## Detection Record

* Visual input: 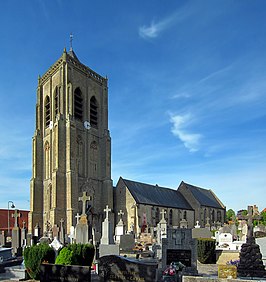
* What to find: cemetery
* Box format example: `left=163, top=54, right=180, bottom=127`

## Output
left=0, top=204, right=266, bottom=281
left=0, top=44, right=265, bottom=282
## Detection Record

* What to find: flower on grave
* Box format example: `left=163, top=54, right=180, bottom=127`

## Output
left=226, top=259, right=240, bottom=266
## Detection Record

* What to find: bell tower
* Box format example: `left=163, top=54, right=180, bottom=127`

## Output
left=28, top=48, right=113, bottom=235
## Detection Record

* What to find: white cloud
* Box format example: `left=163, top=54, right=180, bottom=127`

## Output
left=139, top=8, right=190, bottom=39
left=170, top=114, right=202, bottom=152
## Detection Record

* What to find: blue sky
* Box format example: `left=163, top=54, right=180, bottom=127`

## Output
left=0, top=1, right=265, bottom=213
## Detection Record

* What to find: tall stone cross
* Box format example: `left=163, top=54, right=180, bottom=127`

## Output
left=160, top=209, right=167, bottom=221
left=12, top=209, right=21, bottom=228
left=238, top=205, right=261, bottom=243
left=78, top=192, right=91, bottom=215
left=104, top=205, right=112, bottom=221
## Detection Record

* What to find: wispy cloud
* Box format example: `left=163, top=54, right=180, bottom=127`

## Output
left=139, top=7, right=190, bottom=39
left=170, top=113, right=202, bottom=152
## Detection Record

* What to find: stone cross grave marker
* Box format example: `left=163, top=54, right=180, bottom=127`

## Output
left=238, top=206, right=261, bottom=243
left=118, top=210, right=124, bottom=220
left=12, top=209, right=21, bottom=227
left=75, top=213, right=81, bottom=225
left=104, top=205, right=111, bottom=221
left=79, top=191, right=91, bottom=215
left=160, top=209, right=167, bottom=222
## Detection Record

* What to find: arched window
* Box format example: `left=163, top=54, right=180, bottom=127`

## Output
left=183, top=210, right=187, bottom=220
left=169, top=209, right=173, bottom=226
left=155, top=207, right=160, bottom=225
left=211, top=210, right=215, bottom=222
left=74, top=88, right=83, bottom=120
left=90, top=96, right=98, bottom=128
left=47, top=184, right=52, bottom=210
left=45, top=96, right=50, bottom=127
left=54, top=87, right=59, bottom=118
left=217, top=211, right=222, bottom=222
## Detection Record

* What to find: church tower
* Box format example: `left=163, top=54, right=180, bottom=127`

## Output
left=28, top=48, right=113, bottom=235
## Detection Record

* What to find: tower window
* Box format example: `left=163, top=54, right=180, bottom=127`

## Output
left=169, top=209, right=173, bottom=226
left=45, top=96, right=50, bottom=127
left=54, top=87, right=59, bottom=118
left=90, top=96, right=98, bottom=128
left=74, top=88, right=83, bottom=120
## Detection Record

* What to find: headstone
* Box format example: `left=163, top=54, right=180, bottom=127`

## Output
left=192, top=227, right=212, bottom=239
left=194, top=221, right=200, bottom=228
left=68, top=226, right=75, bottom=244
left=115, top=210, right=125, bottom=243
left=52, top=224, right=60, bottom=239
left=0, top=247, right=13, bottom=262
left=75, top=214, right=89, bottom=244
left=0, top=231, right=5, bottom=246
left=119, top=234, right=135, bottom=252
left=205, top=217, right=210, bottom=229
left=161, top=228, right=198, bottom=277
left=100, top=205, right=114, bottom=245
left=218, top=233, right=232, bottom=248
left=98, top=255, right=158, bottom=282
left=11, top=209, right=22, bottom=256
left=180, top=219, right=188, bottom=229
left=157, top=209, right=167, bottom=245
left=21, top=221, right=27, bottom=248
left=99, top=205, right=119, bottom=257
left=59, top=218, right=65, bottom=244
left=50, top=237, right=63, bottom=252
left=34, top=223, right=41, bottom=238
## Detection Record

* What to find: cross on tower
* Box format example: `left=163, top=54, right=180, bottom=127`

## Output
left=12, top=209, right=21, bottom=228
left=70, top=33, right=73, bottom=50
left=104, top=205, right=112, bottom=220
left=160, top=209, right=167, bottom=221
left=78, top=192, right=91, bottom=215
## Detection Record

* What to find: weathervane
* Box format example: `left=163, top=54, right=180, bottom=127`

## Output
left=70, top=33, right=73, bottom=51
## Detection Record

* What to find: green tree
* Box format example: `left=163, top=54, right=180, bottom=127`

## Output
left=226, top=209, right=236, bottom=222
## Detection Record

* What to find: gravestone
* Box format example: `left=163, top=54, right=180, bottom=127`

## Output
left=180, top=219, right=188, bottom=229
left=157, top=209, right=167, bottom=245
left=115, top=210, right=125, bottom=244
left=11, top=209, right=22, bottom=256
left=98, top=255, right=158, bottom=282
left=68, top=226, right=75, bottom=244
left=21, top=221, right=27, bottom=248
left=218, top=232, right=232, bottom=248
left=52, top=224, right=59, bottom=239
left=75, top=192, right=91, bottom=244
left=192, top=227, right=212, bottom=239
left=59, top=218, right=65, bottom=244
left=0, top=231, right=5, bottom=246
left=119, top=234, right=135, bottom=252
left=34, top=223, right=41, bottom=238
left=237, top=206, right=266, bottom=278
left=99, top=205, right=119, bottom=257
left=161, top=228, right=198, bottom=277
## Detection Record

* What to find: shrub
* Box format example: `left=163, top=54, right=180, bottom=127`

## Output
left=197, top=238, right=216, bottom=264
left=55, top=247, right=75, bottom=265
left=24, top=243, right=55, bottom=280
left=55, top=243, right=95, bottom=266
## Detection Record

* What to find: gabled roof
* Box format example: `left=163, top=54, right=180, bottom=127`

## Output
left=180, top=181, right=224, bottom=209
left=120, top=178, right=193, bottom=210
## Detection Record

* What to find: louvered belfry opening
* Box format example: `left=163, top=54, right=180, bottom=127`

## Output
left=54, top=87, right=59, bottom=117
left=74, top=88, right=83, bottom=120
left=45, top=96, right=51, bottom=127
left=90, top=96, right=98, bottom=128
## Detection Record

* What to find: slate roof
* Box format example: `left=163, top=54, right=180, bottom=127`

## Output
left=181, top=182, right=224, bottom=209
left=120, top=178, right=193, bottom=210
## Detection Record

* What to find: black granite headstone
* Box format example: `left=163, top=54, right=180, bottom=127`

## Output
left=98, top=255, right=158, bottom=282
left=166, top=249, right=191, bottom=267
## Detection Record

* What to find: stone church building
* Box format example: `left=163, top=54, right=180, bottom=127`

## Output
left=28, top=48, right=226, bottom=238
